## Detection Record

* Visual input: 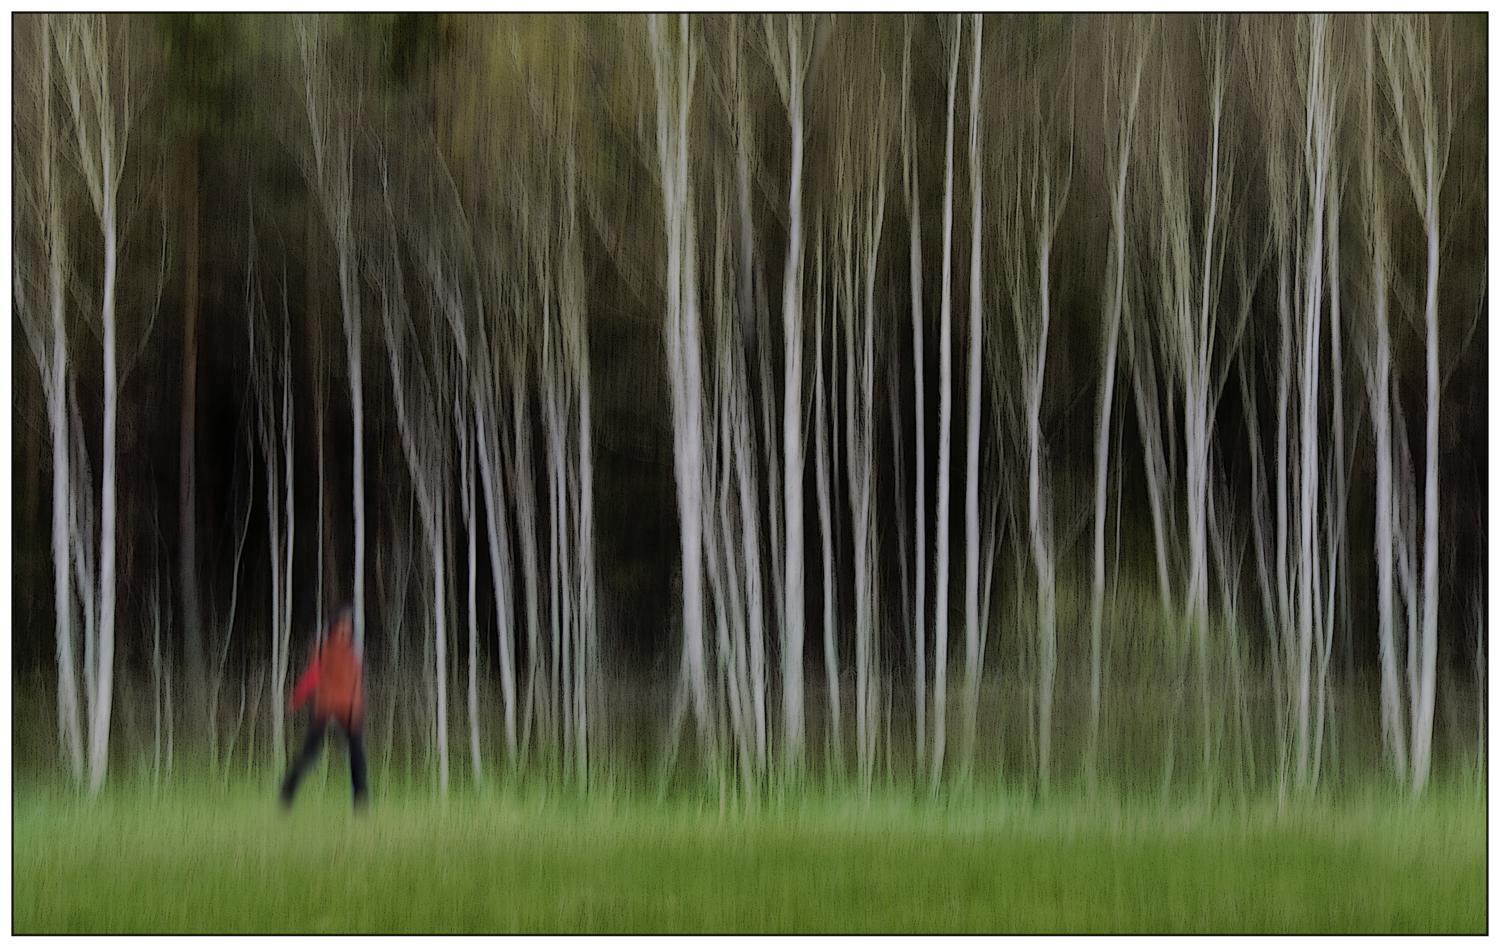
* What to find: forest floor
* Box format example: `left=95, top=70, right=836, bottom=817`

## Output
left=13, top=774, right=1486, bottom=933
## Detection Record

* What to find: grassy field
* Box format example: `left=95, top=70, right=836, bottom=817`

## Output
left=13, top=774, right=1486, bottom=934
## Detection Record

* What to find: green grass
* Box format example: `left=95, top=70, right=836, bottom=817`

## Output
left=13, top=775, right=1485, bottom=933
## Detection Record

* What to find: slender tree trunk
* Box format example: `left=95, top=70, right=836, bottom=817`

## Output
left=1030, top=209, right=1056, bottom=798
left=1413, top=164, right=1440, bottom=795
left=813, top=235, right=841, bottom=769
left=247, top=226, right=294, bottom=772
left=1295, top=14, right=1334, bottom=791
left=775, top=15, right=810, bottom=772
left=901, top=19, right=928, bottom=774
left=432, top=523, right=450, bottom=793
left=279, top=312, right=296, bottom=772
left=858, top=113, right=888, bottom=791
left=1190, top=27, right=1227, bottom=791
left=1313, top=176, right=1349, bottom=790
left=709, top=209, right=755, bottom=788
left=511, top=366, right=543, bottom=763
left=1364, top=16, right=1406, bottom=777
left=650, top=14, right=712, bottom=765
left=310, top=216, right=328, bottom=645
left=729, top=37, right=769, bottom=770
left=1275, top=264, right=1294, bottom=802
left=1090, top=25, right=1144, bottom=788
left=297, top=17, right=366, bottom=656
left=30, top=17, right=85, bottom=782
left=570, top=207, right=597, bottom=790
left=372, top=181, right=451, bottom=793
left=92, top=98, right=121, bottom=798
left=961, top=14, right=984, bottom=783
left=339, top=246, right=368, bottom=656
left=462, top=396, right=482, bottom=786
left=476, top=401, right=517, bottom=758
left=930, top=15, right=962, bottom=793
left=50, top=265, right=83, bottom=783
left=648, top=16, right=711, bottom=768
left=56, top=13, right=127, bottom=795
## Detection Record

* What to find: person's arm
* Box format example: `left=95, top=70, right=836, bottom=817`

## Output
left=289, top=656, right=322, bottom=711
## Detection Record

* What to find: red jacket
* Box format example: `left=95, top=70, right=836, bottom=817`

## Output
left=290, top=615, right=364, bottom=731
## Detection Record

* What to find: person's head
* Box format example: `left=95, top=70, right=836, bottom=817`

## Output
left=327, top=605, right=354, bottom=645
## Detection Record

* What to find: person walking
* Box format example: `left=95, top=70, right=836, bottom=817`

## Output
left=280, top=605, right=368, bottom=808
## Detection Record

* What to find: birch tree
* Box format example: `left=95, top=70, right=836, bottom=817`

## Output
left=726, top=16, right=770, bottom=775
left=53, top=13, right=146, bottom=793
left=294, top=15, right=370, bottom=655
left=765, top=13, right=818, bottom=773
left=857, top=25, right=890, bottom=795
left=408, top=157, right=492, bottom=785
left=1357, top=14, right=1406, bottom=781
left=509, top=23, right=599, bottom=782
left=648, top=13, right=714, bottom=764
left=14, top=14, right=86, bottom=785
left=704, top=162, right=759, bottom=792
left=243, top=206, right=296, bottom=769
left=1151, top=15, right=1242, bottom=792
left=1086, top=15, right=1147, bottom=787
left=1292, top=13, right=1337, bottom=795
left=899, top=18, right=929, bottom=774
left=960, top=13, right=985, bottom=785
left=506, top=284, right=545, bottom=766
left=1378, top=13, right=1453, bottom=796
left=999, top=15, right=1072, bottom=794
left=812, top=218, right=842, bottom=770
left=929, top=13, right=963, bottom=793
left=1242, top=14, right=1345, bottom=797
left=369, top=138, right=455, bottom=793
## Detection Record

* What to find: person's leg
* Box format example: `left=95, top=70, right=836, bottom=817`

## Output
left=346, top=724, right=368, bottom=807
left=279, top=718, right=329, bottom=806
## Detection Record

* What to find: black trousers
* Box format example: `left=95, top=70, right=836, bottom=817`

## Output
left=279, top=716, right=367, bottom=806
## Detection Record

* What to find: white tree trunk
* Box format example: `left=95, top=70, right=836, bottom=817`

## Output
left=813, top=237, right=841, bottom=768
left=650, top=14, right=712, bottom=761
left=510, top=364, right=544, bottom=761
left=50, top=273, right=83, bottom=782
left=729, top=35, right=769, bottom=769
left=1313, top=176, right=1351, bottom=790
left=571, top=251, right=597, bottom=790
left=476, top=402, right=517, bottom=758
left=930, top=14, right=962, bottom=793
left=1004, top=22, right=1070, bottom=795
left=297, top=17, right=367, bottom=655
left=58, top=15, right=129, bottom=794
left=1414, top=172, right=1441, bottom=795
left=460, top=395, right=482, bottom=785
left=1090, top=22, right=1145, bottom=783
left=858, top=127, right=888, bottom=789
left=1375, top=14, right=1449, bottom=794
left=433, top=523, right=450, bottom=793
left=19, top=15, right=86, bottom=782
left=93, top=165, right=118, bottom=797
left=771, top=14, right=810, bottom=771
left=901, top=19, right=928, bottom=773
left=961, top=13, right=985, bottom=782
left=341, top=250, right=368, bottom=656
left=372, top=176, right=451, bottom=792
left=1362, top=16, right=1407, bottom=780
